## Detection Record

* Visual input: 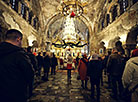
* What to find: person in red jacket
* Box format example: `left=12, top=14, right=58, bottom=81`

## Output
left=78, top=54, right=89, bottom=89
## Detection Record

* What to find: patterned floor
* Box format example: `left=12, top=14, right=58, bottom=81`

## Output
left=29, top=70, right=125, bottom=102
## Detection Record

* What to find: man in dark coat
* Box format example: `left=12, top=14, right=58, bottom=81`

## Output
left=26, top=46, right=38, bottom=98
left=88, top=53, right=102, bottom=102
left=0, top=29, right=34, bottom=102
left=43, top=52, right=51, bottom=80
left=26, top=46, right=38, bottom=73
left=103, top=51, right=112, bottom=87
left=51, top=53, right=58, bottom=75
left=107, top=47, right=124, bottom=99
left=36, top=52, right=44, bottom=77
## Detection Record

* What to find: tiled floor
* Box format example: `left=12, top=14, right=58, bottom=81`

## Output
left=29, top=70, right=125, bottom=102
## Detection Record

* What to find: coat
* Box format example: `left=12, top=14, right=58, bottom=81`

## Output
left=51, top=56, right=58, bottom=68
left=43, top=55, right=51, bottom=72
left=107, top=52, right=124, bottom=77
left=26, top=52, right=38, bottom=72
left=36, top=54, right=44, bottom=68
left=0, top=42, right=34, bottom=102
left=88, top=60, right=102, bottom=81
left=122, top=57, right=138, bottom=102
left=78, top=58, right=88, bottom=80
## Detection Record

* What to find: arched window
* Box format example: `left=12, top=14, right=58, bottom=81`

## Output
left=106, top=14, right=110, bottom=26
left=28, top=11, right=33, bottom=24
left=23, top=7, right=27, bottom=19
left=118, top=0, right=128, bottom=15
left=123, top=0, right=128, bottom=11
left=21, top=3, right=28, bottom=20
left=21, top=3, right=25, bottom=16
left=102, top=19, right=104, bottom=29
left=118, top=0, right=124, bottom=15
left=10, top=0, right=15, bottom=8
left=47, top=30, right=50, bottom=38
left=10, top=0, right=18, bottom=12
left=112, top=5, right=117, bottom=22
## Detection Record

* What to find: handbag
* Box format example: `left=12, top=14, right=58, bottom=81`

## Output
left=77, top=75, right=80, bottom=80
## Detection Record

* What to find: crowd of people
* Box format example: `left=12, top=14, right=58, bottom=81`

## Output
left=0, top=29, right=138, bottom=102
left=76, top=47, right=138, bottom=102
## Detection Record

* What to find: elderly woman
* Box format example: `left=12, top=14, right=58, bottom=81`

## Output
left=122, top=49, right=138, bottom=102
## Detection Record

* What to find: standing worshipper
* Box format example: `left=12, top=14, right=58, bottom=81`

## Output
left=36, top=52, right=44, bottom=78
left=88, top=53, right=102, bottom=102
left=122, top=49, right=138, bottom=102
left=104, top=51, right=112, bottom=88
left=26, top=46, right=38, bottom=73
left=26, top=46, right=38, bottom=98
left=51, top=53, right=58, bottom=75
left=78, top=54, right=89, bottom=89
left=0, top=29, right=34, bottom=102
left=107, top=47, right=124, bottom=99
left=67, top=54, right=73, bottom=79
left=43, top=52, right=51, bottom=81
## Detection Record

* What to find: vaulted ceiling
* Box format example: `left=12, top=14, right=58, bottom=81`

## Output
left=35, top=0, right=107, bottom=35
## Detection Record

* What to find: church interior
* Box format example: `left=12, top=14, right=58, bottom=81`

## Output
left=0, top=0, right=138, bottom=102
left=0, top=0, right=138, bottom=57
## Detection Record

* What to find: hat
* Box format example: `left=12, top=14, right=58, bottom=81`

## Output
left=92, top=53, right=99, bottom=60
left=132, top=49, right=138, bottom=57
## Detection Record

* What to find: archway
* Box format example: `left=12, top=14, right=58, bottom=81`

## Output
left=44, top=13, right=92, bottom=58
left=125, top=25, right=138, bottom=56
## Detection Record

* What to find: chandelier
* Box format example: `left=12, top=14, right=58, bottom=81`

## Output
left=58, top=0, right=88, bottom=17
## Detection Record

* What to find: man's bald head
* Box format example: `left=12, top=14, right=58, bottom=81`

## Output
left=5, top=29, right=23, bottom=41
left=5, top=29, right=23, bottom=47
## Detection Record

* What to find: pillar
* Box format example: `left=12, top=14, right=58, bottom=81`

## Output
left=26, top=9, right=29, bottom=21
left=31, top=15, right=35, bottom=27
left=109, top=13, right=112, bottom=23
left=18, top=1, right=22, bottom=15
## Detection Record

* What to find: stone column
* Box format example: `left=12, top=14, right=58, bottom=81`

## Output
left=109, top=13, right=112, bottom=23
left=18, top=1, right=22, bottom=15
left=118, top=4, right=121, bottom=16
left=26, top=9, right=29, bottom=22
left=117, top=5, right=120, bottom=17
left=31, top=15, right=35, bottom=27
left=104, top=15, right=107, bottom=27
left=36, top=20, right=39, bottom=31
left=9, top=0, right=12, bottom=7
